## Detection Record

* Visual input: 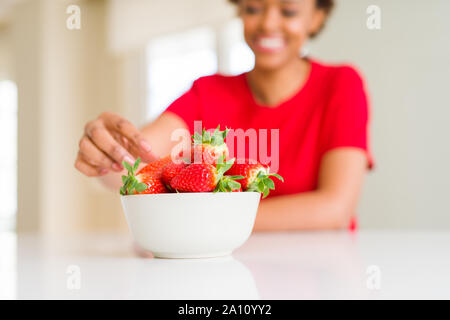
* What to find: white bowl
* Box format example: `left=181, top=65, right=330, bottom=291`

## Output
left=120, top=192, right=260, bottom=259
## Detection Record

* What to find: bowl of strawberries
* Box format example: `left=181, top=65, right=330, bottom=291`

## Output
left=120, top=127, right=283, bottom=259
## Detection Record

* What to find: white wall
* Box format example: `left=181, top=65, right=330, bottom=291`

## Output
left=107, top=0, right=235, bottom=53
left=0, top=25, right=13, bottom=81
left=12, top=0, right=129, bottom=234
left=310, top=0, right=450, bottom=229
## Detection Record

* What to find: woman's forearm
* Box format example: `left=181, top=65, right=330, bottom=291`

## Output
left=252, top=149, right=368, bottom=232
left=253, top=191, right=351, bottom=231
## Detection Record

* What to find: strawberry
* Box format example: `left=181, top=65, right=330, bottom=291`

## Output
left=191, top=126, right=230, bottom=165
left=227, top=160, right=284, bottom=198
left=170, top=163, right=217, bottom=192
left=161, top=161, right=188, bottom=187
left=138, top=155, right=172, bottom=175
left=170, top=157, right=242, bottom=193
left=120, top=157, right=169, bottom=195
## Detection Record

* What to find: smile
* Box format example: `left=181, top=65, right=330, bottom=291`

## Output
left=254, top=36, right=286, bottom=53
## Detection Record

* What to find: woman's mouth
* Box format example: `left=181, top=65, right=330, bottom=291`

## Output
left=253, top=36, right=286, bottom=53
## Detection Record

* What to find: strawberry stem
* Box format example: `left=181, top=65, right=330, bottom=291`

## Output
left=246, top=171, right=284, bottom=198
left=214, top=156, right=244, bottom=192
left=192, top=125, right=230, bottom=146
left=120, top=157, right=148, bottom=195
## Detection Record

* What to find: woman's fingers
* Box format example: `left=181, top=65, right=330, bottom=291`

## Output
left=77, top=112, right=158, bottom=178
left=74, top=153, right=108, bottom=177
left=85, top=121, right=136, bottom=166
left=102, top=112, right=158, bottom=163
left=78, top=136, right=121, bottom=172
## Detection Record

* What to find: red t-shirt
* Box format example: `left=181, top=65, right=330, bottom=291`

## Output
left=164, top=59, right=373, bottom=230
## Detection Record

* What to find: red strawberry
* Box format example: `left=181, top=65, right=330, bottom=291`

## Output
left=134, top=169, right=168, bottom=194
left=138, top=155, right=172, bottom=175
left=170, top=163, right=217, bottom=192
left=120, top=157, right=169, bottom=195
left=191, top=126, right=229, bottom=165
left=170, top=158, right=242, bottom=193
left=161, top=161, right=188, bottom=187
left=227, top=159, right=284, bottom=198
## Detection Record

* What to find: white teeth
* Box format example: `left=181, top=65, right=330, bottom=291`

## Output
left=258, top=37, right=284, bottom=50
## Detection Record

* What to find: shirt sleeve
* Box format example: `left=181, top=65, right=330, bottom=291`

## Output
left=163, top=79, right=202, bottom=134
left=319, top=66, right=374, bottom=169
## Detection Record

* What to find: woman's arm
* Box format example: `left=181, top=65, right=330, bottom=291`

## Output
left=140, top=112, right=190, bottom=157
left=253, top=148, right=368, bottom=231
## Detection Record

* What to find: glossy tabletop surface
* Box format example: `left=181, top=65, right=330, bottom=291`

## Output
left=1, top=231, right=449, bottom=299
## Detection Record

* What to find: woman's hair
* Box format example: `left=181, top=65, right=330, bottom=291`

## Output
left=228, top=0, right=335, bottom=38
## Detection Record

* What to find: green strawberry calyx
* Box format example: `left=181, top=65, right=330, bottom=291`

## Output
left=215, top=175, right=244, bottom=192
left=246, top=170, right=284, bottom=198
left=214, top=156, right=244, bottom=192
left=119, top=157, right=149, bottom=195
left=192, top=125, right=230, bottom=147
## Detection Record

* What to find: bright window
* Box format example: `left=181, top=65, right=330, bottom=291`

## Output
left=223, top=19, right=255, bottom=75
left=0, top=80, right=17, bottom=231
left=146, top=27, right=218, bottom=121
left=228, top=41, right=254, bottom=75
left=145, top=21, right=254, bottom=121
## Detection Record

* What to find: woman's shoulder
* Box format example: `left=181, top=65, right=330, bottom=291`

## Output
left=192, top=73, right=246, bottom=92
left=310, top=59, right=369, bottom=112
left=311, top=59, right=366, bottom=88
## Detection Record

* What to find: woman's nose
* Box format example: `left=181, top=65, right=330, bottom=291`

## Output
left=260, top=6, right=282, bottom=33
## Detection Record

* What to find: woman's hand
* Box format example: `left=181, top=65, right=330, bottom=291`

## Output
left=75, top=112, right=157, bottom=177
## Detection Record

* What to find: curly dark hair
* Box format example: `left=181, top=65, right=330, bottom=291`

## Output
left=228, top=0, right=335, bottom=38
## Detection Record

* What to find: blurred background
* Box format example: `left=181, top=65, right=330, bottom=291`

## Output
left=0, top=0, right=449, bottom=235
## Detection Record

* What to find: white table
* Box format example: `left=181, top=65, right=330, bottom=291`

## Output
left=1, top=231, right=449, bottom=299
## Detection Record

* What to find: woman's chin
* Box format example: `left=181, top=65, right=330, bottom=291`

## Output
left=253, top=56, right=288, bottom=72
left=251, top=47, right=297, bottom=71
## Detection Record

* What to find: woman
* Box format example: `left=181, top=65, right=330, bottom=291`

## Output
left=75, top=0, right=373, bottom=231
